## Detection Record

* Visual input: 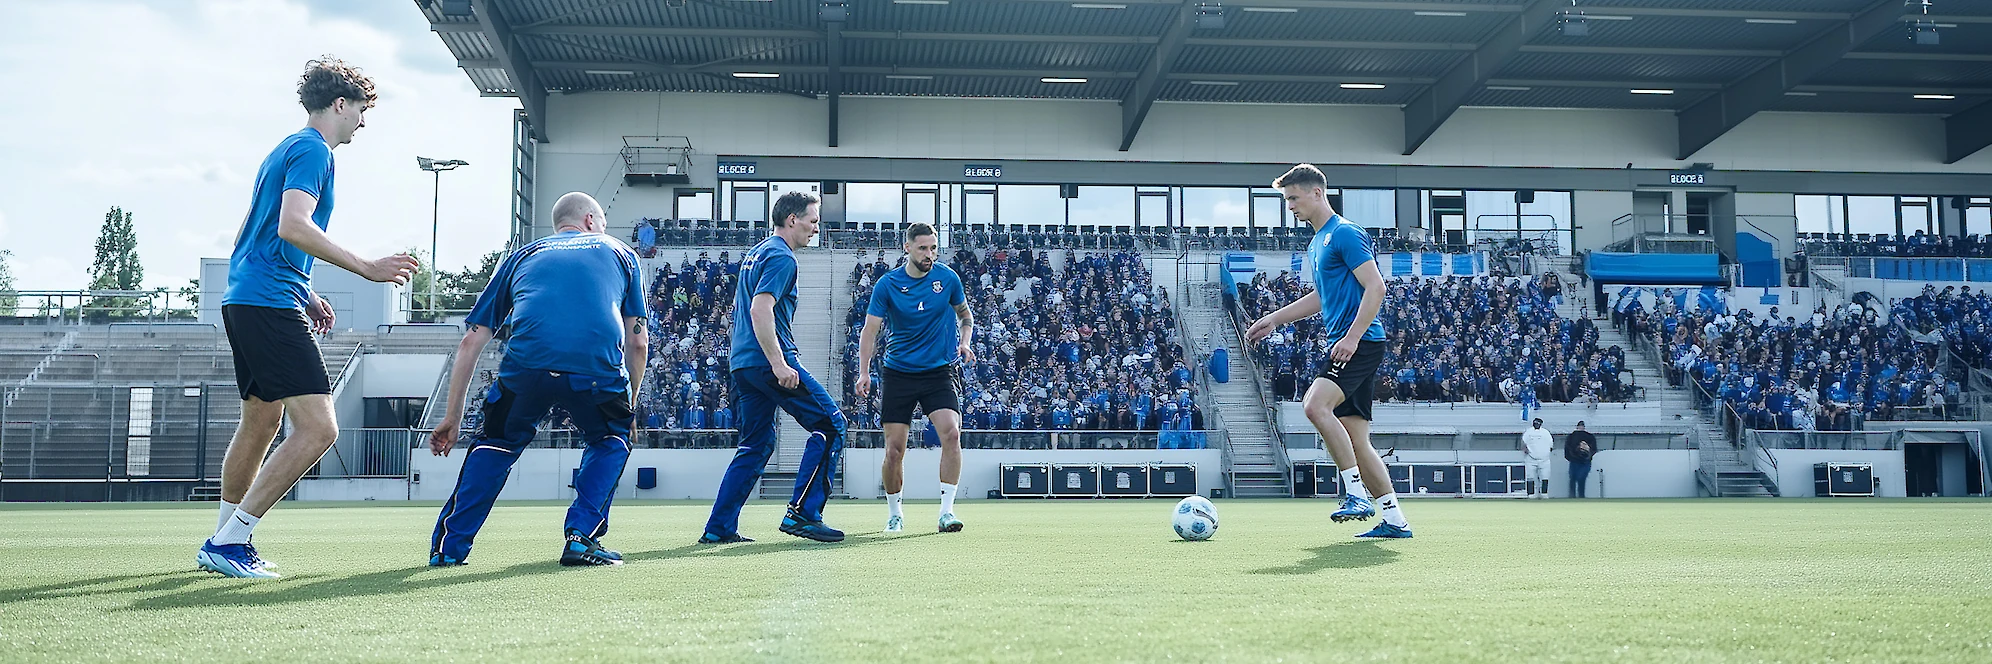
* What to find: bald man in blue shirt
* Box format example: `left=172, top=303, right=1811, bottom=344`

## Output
left=425, top=192, right=648, bottom=567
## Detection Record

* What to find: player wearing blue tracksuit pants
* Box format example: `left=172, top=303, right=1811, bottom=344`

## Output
left=426, top=192, right=648, bottom=566
left=702, top=191, right=848, bottom=544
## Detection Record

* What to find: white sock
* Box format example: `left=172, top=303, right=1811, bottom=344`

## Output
left=213, top=509, right=259, bottom=546
left=1376, top=493, right=1409, bottom=528
left=217, top=500, right=239, bottom=535
left=887, top=492, right=903, bottom=518
left=1339, top=467, right=1371, bottom=499
left=939, top=482, right=958, bottom=516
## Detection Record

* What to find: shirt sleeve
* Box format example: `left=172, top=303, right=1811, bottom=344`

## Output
left=283, top=139, right=333, bottom=200
left=948, top=269, right=966, bottom=307
left=865, top=279, right=889, bottom=318
left=1331, top=223, right=1377, bottom=274
left=465, top=249, right=521, bottom=330
left=619, top=246, right=647, bottom=319
left=753, top=251, right=795, bottom=298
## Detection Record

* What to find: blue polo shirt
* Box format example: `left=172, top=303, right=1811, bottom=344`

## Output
left=1308, top=215, right=1387, bottom=346
left=865, top=263, right=966, bottom=372
left=224, top=128, right=335, bottom=309
left=465, top=231, right=646, bottom=379
left=729, top=235, right=799, bottom=370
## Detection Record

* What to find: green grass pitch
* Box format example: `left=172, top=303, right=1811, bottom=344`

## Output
left=2, top=499, right=1989, bottom=662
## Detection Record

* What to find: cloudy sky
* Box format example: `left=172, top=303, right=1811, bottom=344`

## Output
left=0, top=0, right=519, bottom=291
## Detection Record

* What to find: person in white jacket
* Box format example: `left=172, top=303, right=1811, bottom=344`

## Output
left=1521, top=418, right=1554, bottom=499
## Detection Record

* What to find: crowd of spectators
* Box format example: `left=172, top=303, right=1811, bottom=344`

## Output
left=1799, top=230, right=1992, bottom=258
left=1622, top=289, right=1959, bottom=433
left=841, top=248, right=1203, bottom=432
left=1242, top=273, right=1627, bottom=406
left=635, top=252, right=740, bottom=431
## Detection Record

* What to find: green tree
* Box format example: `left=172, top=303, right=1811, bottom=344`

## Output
left=438, top=249, right=506, bottom=314
left=0, top=249, right=17, bottom=318
left=165, top=277, right=200, bottom=320
left=86, top=206, right=145, bottom=321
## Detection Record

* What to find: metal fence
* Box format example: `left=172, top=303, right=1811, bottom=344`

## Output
left=1745, top=430, right=1900, bottom=451
left=0, top=383, right=240, bottom=499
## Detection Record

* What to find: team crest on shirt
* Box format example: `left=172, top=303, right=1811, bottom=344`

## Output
left=932, top=281, right=943, bottom=293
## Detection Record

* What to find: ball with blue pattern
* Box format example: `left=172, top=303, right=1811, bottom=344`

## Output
left=1172, top=496, right=1218, bottom=541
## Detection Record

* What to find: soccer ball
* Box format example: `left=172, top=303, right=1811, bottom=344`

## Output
left=1172, top=496, right=1218, bottom=541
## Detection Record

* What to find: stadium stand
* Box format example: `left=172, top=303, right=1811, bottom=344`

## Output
left=840, top=248, right=1202, bottom=438
left=1624, top=291, right=1960, bottom=435
left=1241, top=272, right=1628, bottom=406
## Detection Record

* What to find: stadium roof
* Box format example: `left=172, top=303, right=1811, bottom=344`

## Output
left=419, top=0, right=1992, bottom=161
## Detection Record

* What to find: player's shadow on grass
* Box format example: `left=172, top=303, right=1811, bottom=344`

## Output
left=117, top=531, right=936, bottom=612
left=0, top=572, right=209, bottom=605
left=1248, top=541, right=1400, bottom=575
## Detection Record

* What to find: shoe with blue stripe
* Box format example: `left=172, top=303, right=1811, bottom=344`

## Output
left=697, top=532, right=754, bottom=544
left=937, top=513, right=963, bottom=533
left=197, top=539, right=280, bottom=579
left=884, top=515, right=903, bottom=533
left=429, top=552, right=465, bottom=567
left=560, top=529, right=624, bottom=566
left=779, top=508, right=845, bottom=543
left=1356, top=522, right=1414, bottom=539
left=1331, top=495, right=1376, bottom=523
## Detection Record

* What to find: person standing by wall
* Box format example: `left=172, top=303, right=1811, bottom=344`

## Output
left=1564, top=420, right=1598, bottom=498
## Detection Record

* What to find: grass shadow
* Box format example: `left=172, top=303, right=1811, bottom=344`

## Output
left=0, top=572, right=201, bottom=605
left=117, top=530, right=941, bottom=612
left=1248, top=541, right=1401, bottom=575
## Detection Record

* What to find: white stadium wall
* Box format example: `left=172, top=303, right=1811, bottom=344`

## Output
left=540, top=93, right=1992, bottom=174
left=386, top=448, right=1226, bottom=503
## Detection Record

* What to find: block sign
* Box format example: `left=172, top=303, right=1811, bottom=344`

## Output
left=964, top=164, right=1003, bottom=179
left=1668, top=172, right=1706, bottom=185
left=718, top=161, right=758, bottom=177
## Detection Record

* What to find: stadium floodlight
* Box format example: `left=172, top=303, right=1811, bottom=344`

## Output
left=1195, top=3, right=1225, bottom=29
left=416, top=157, right=468, bottom=321
left=1559, top=0, right=1588, bottom=36
left=1630, top=89, right=1675, bottom=95
left=1908, top=1, right=1939, bottom=45
left=1914, top=94, right=1956, bottom=100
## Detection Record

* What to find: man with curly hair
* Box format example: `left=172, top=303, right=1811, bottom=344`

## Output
left=198, top=57, right=421, bottom=579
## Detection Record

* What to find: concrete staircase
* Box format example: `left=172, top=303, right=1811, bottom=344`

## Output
left=1180, top=280, right=1287, bottom=497
left=1548, top=279, right=1776, bottom=498
left=758, top=248, right=844, bottom=500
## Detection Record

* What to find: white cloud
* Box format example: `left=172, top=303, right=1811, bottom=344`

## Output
left=0, top=0, right=518, bottom=291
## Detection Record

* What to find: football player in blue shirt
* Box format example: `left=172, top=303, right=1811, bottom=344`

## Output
left=1246, top=164, right=1412, bottom=539
left=198, top=58, right=420, bottom=579
left=426, top=192, right=647, bottom=566
left=854, top=223, right=974, bottom=534
left=701, top=192, right=849, bottom=543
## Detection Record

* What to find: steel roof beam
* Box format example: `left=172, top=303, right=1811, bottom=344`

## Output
left=1401, top=0, right=1563, bottom=155
left=470, top=0, right=550, bottom=142
left=1120, top=1, right=1199, bottom=152
left=1676, top=0, right=1908, bottom=159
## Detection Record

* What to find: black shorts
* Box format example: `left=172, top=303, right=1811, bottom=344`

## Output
left=879, top=365, right=960, bottom=425
left=223, top=304, right=331, bottom=402
left=1315, top=339, right=1386, bottom=421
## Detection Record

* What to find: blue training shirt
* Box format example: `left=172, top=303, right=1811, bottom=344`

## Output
left=729, top=235, right=799, bottom=370
left=1308, top=214, right=1387, bottom=346
left=223, top=128, right=335, bottom=309
left=865, top=263, right=966, bottom=373
left=465, top=231, right=646, bottom=379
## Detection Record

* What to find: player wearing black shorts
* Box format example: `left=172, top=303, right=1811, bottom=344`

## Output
left=197, top=58, right=420, bottom=578
left=854, top=223, right=974, bottom=533
left=1246, top=163, right=1412, bottom=539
